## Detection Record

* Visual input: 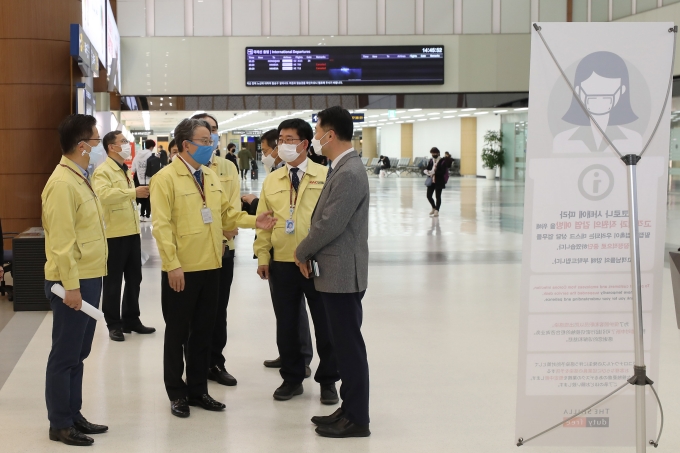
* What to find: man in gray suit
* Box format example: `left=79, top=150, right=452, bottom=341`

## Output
left=295, top=106, right=371, bottom=438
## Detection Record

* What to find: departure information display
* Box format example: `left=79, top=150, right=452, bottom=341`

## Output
left=246, top=46, right=444, bottom=87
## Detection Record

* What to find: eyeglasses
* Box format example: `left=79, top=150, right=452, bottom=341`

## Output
left=117, top=139, right=130, bottom=145
left=191, top=137, right=214, bottom=146
left=79, top=138, right=102, bottom=144
left=277, top=138, right=303, bottom=145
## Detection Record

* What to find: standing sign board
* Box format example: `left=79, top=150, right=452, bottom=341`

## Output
left=515, top=23, right=673, bottom=447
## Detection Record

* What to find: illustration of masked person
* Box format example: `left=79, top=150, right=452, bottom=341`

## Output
left=552, top=51, right=642, bottom=154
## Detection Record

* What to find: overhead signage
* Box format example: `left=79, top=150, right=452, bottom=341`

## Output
left=82, top=0, right=106, bottom=65
left=515, top=22, right=673, bottom=447
left=70, top=24, right=100, bottom=78
left=106, top=1, right=122, bottom=93
left=312, top=113, right=364, bottom=123
left=75, top=82, right=96, bottom=116
left=131, top=130, right=153, bottom=137
left=231, top=130, right=262, bottom=136
left=246, top=45, right=444, bottom=87
left=388, top=110, right=396, bottom=118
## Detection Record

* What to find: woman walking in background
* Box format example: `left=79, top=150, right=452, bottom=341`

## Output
left=424, top=147, right=447, bottom=217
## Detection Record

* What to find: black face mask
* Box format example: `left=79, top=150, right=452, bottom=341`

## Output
left=432, top=154, right=439, bottom=159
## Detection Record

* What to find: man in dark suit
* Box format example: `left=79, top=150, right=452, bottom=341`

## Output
left=295, top=106, right=371, bottom=438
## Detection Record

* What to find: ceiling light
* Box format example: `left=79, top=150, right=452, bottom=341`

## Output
left=443, top=115, right=455, bottom=118
left=396, top=110, right=406, bottom=113
left=401, top=116, right=411, bottom=119
left=461, top=108, right=476, bottom=111
left=368, top=115, right=379, bottom=118
left=443, top=110, right=457, bottom=113
left=493, top=110, right=508, bottom=113
left=396, top=121, right=404, bottom=124
left=406, top=120, right=415, bottom=122
left=514, top=107, right=529, bottom=111
left=408, top=108, right=422, bottom=111
left=474, top=112, right=488, bottom=115
left=355, top=109, right=367, bottom=112
left=379, top=119, right=388, bottom=122
left=458, top=114, right=470, bottom=117
left=427, top=113, right=440, bottom=116
left=413, top=114, right=424, bottom=117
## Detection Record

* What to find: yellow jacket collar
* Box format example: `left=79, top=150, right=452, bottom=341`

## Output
left=59, top=156, right=89, bottom=184
left=276, top=158, right=317, bottom=179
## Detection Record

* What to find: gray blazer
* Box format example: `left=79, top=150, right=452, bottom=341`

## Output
left=296, top=151, right=369, bottom=293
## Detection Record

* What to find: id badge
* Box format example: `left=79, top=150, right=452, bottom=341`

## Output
left=285, top=219, right=295, bottom=234
left=201, top=207, right=213, bottom=224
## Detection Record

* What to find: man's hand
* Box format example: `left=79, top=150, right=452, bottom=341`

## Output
left=241, top=194, right=257, bottom=204
left=64, top=288, right=83, bottom=311
left=255, top=210, right=278, bottom=230
left=136, top=186, right=150, bottom=198
left=293, top=249, right=310, bottom=279
left=168, top=267, right=185, bottom=292
left=223, top=229, right=238, bottom=240
left=257, top=265, right=270, bottom=280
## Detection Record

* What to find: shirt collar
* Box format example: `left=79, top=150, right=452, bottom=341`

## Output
left=178, top=155, right=200, bottom=173
left=74, top=162, right=89, bottom=179
left=109, top=156, right=128, bottom=172
left=286, top=158, right=308, bottom=174
left=330, top=147, right=355, bottom=170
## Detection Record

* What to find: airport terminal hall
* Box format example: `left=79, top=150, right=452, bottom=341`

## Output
left=10, top=1, right=680, bottom=452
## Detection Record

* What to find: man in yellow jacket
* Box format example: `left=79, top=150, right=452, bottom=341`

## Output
left=42, top=114, right=109, bottom=446
left=254, top=119, right=339, bottom=405
left=150, top=118, right=276, bottom=418
left=191, top=112, right=240, bottom=387
left=93, top=131, right=155, bottom=342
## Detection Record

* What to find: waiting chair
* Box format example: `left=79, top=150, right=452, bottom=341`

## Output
left=0, top=219, right=17, bottom=301
left=394, top=158, right=411, bottom=176
left=367, top=158, right=380, bottom=174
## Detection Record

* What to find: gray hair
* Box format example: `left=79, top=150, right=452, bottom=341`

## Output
left=174, top=118, right=210, bottom=152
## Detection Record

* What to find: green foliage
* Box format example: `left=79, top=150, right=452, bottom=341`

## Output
left=481, top=130, right=504, bottom=169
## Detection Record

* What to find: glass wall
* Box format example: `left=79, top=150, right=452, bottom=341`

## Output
left=500, top=112, right=528, bottom=181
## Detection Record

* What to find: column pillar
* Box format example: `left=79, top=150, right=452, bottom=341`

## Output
left=0, top=0, right=81, bottom=250
left=362, top=127, right=377, bottom=160
left=460, top=117, right=477, bottom=176
left=400, top=123, right=413, bottom=160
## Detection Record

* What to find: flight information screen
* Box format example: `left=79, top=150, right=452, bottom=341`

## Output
left=245, top=45, right=444, bottom=87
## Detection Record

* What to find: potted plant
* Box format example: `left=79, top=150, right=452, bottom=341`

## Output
left=481, top=130, right=504, bottom=179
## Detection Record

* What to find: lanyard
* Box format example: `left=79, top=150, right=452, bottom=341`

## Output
left=177, top=156, right=207, bottom=207
left=60, top=164, right=96, bottom=198
left=112, top=158, right=132, bottom=188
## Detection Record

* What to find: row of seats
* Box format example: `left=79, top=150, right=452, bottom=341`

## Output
left=360, top=157, right=461, bottom=177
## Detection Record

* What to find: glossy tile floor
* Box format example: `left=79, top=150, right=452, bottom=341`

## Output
left=2, top=176, right=680, bottom=452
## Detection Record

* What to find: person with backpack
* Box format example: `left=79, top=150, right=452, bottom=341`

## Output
left=131, top=139, right=155, bottom=221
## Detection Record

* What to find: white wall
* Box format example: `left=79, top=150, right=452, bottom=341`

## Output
left=379, top=124, right=402, bottom=157
left=412, top=118, right=461, bottom=160
left=475, top=113, right=501, bottom=177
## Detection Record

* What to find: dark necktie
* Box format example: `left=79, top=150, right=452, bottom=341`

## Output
left=290, top=168, right=300, bottom=192
left=193, top=170, right=203, bottom=188
left=327, top=162, right=333, bottom=177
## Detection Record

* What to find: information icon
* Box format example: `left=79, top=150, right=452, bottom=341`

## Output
left=578, top=164, right=615, bottom=201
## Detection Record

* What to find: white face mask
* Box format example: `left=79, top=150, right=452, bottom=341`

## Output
left=278, top=142, right=304, bottom=163
left=117, top=143, right=132, bottom=160
left=261, top=151, right=277, bottom=169
left=311, top=131, right=331, bottom=156
left=82, top=141, right=106, bottom=167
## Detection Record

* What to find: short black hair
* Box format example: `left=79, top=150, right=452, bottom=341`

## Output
left=169, top=139, right=177, bottom=150
left=57, top=114, right=98, bottom=155
left=316, top=106, right=353, bottom=142
left=227, top=143, right=236, bottom=151
left=278, top=119, right=313, bottom=150
left=261, top=129, right=278, bottom=149
left=145, top=139, right=156, bottom=150
left=103, top=130, right=123, bottom=154
left=430, top=147, right=440, bottom=154
left=191, top=112, right=218, bottom=130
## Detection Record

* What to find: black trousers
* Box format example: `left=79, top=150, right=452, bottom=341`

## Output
left=138, top=191, right=151, bottom=217
left=161, top=269, right=219, bottom=401
left=269, top=261, right=339, bottom=385
left=269, top=278, right=314, bottom=366
left=240, top=168, right=248, bottom=179
left=321, top=291, right=370, bottom=425
left=427, top=185, right=443, bottom=211
left=102, top=234, right=142, bottom=331
left=44, top=278, right=101, bottom=429
left=209, top=248, right=234, bottom=369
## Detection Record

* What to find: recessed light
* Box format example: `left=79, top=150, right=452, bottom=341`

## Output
left=418, top=119, right=427, bottom=121
left=368, top=115, right=379, bottom=118
left=474, top=112, right=488, bottom=115
left=443, top=115, right=455, bottom=118
left=514, top=107, right=528, bottom=111
left=427, top=113, right=440, bottom=116
left=413, top=114, right=425, bottom=117
left=443, top=110, right=457, bottom=113
left=408, top=108, right=422, bottom=111
left=461, top=108, right=476, bottom=111
left=458, top=114, right=470, bottom=117
left=406, top=120, right=415, bottom=122
left=493, top=110, right=508, bottom=113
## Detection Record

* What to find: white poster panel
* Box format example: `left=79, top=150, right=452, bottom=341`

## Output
left=83, top=0, right=106, bottom=65
left=515, top=22, right=674, bottom=447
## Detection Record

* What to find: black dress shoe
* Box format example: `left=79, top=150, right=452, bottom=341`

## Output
left=320, top=384, right=339, bottom=405
left=315, top=417, right=371, bottom=438
left=123, top=324, right=156, bottom=334
left=311, top=408, right=344, bottom=426
left=273, top=381, right=303, bottom=401
left=74, top=417, right=108, bottom=434
left=188, top=394, right=226, bottom=411
left=305, top=366, right=312, bottom=379
left=109, top=329, right=125, bottom=342
left=170, top=398, right=190, bottom=418
left=49, top=426, right=94, bottom=446
left=208, top=365, right=237, bottom=386
left=263, top=357, right=281, bottom=368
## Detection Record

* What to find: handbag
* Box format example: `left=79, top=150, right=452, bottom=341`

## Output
left=425, top=176, right=433, bottom=187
